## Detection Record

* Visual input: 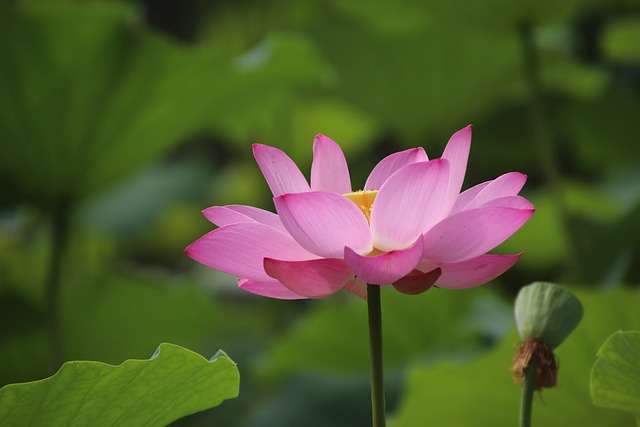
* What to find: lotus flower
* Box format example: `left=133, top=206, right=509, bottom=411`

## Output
left=185, top=126, right=534, bottom=299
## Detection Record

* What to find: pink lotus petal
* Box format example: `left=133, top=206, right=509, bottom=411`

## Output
left=456, top=172, right=527, bottom=212
left=415, top=258, right=440, bottom=273
left=238, top=278, right=307, bottom=300
left=450, top=181, right=490, bottom=214
left=435, top=253, right=523, bottom=289
left=422, top=206, right=534, bottom=263
left=482, top=195, right=535, bottom=210
left=253, top=143, right=310, bottom=196
left=371, top=159, right=450, bottom=251
left=442, top=125, right=472, bottom=214
left=392, top=268, right=441, bottom=295
left=344, top=277, right=368, bottom=299
left=311, top=135, right=352, bottom=194
left=203, top=206, right=255, bottom=227
left=364, top=147, right=428, bottom=190
left=185, top=223, right=316, bottom=282
left=344, top=238, right=423, bottom=285
left=274, top=191, right=372, bottom=258
left=203, top=205, right=286, bottom=232
left=264, top=257, right=354, bottom=298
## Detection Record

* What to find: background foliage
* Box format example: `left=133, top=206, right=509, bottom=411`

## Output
left=1, top=0, right=639, bottom=425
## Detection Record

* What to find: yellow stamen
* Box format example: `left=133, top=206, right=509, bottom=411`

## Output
left=343, top=190, right=379, bottom=223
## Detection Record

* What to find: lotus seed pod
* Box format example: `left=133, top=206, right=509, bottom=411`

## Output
left=514, top=282, right=583, bottom=350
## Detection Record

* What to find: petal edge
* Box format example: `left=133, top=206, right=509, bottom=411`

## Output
left=344, top=238, right=423, bottom=285
left=264, top=257, right=354, bottom=298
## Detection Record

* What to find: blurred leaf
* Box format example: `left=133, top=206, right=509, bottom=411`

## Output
left=557, top=95, right=640, bottom=174
left=287, top=98, right=376, bottom=164
left=499, top=180, right=627, bottom=277
left=210, top=31, right=334, bottom=144
left=468, top=104, right=539, bottom=180
left=564, top=181, right=625, bottom=222
left=540, top=55, right=608, bottom=100
left=328, top=0, right=431, bottom=35
left=62, top=276, right=219, bottom=364
left=532, top=24, right=610, bottom=102
left=312, top=17, right=526, bottom=142
left=0, top=273, right=220, bottom=385
left=211, top=162, right=272, bottom=208
left=614, top=202, right=640, bottom=283
left=394, top=288, right=639, bottom=426
left=603, top=18, right=640, bottom=63
left=329, top=0, right=606, bottom=35
left=591, top=331, right=640, bottom=418
left=0, top=4, right=330, bottom=205
left=249, top=0, right=615, bottom=146
left=82, top=160, right=210, bottom=235
left=0, top=2, right=214, bottom=202
left=0, top=343, right=239, bottom=426
left=241, top=373, right=400, bottom=427
left=0, top=324, right=49, bottom=387
left=498, top=190, right=568, bottom=270
left=261, top=286, right=511, bottom=380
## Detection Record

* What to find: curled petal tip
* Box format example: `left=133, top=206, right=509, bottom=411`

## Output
left=183, top=242, right=195, bottom=256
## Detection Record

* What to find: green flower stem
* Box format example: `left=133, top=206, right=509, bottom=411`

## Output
left=367, top=284, right=386, bottom=427
left=520, top=358, right=537, bottom=427
left=45, top=200, right=72, bottom=369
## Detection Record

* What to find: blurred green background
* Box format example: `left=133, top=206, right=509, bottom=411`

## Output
left=1, top=0, right=639, bottom=425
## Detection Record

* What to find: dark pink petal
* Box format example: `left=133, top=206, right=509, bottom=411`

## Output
left=415, top=258, right=440, bottom=273
left=364, top=147, right=428, bottom=190
left=371, top=159, right=450, bottom=251
left=203, top=205, right=286, bottom=232
left=344, top=238, right=423, bottom=285
left=456, top=172, right=527, bottom=212
left=264, top=258, right=354, bottom=298
left=238, top=279, right=308, bottom=300
left=392, top=268, right=441, bottom=295
left=253, top=143, right=310, bottom=196
left=344, top=277, right=368, bottom=299
left=274, top=191, right=372, bottom=258
left=442, top=125, right=472, bottom=213
left=310, top=135, right=352, bottom=194
left=185, top=223, right=316, bottom=282
left=422, top=206, right=534, bottom=263
left=435, top=253, right=523, bottom=289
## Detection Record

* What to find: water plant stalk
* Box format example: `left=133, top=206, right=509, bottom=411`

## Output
left=367, top=284, right=386, bottom=427
left=520, top=358, right=537, bottom=427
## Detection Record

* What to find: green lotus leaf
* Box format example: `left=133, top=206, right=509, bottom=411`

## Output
left=591, top=331, right=640, bottom=420
left=0, top=344, right=239, bottom=426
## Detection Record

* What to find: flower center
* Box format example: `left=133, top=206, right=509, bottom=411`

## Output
left=343, top=190, right=378, bottom=223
